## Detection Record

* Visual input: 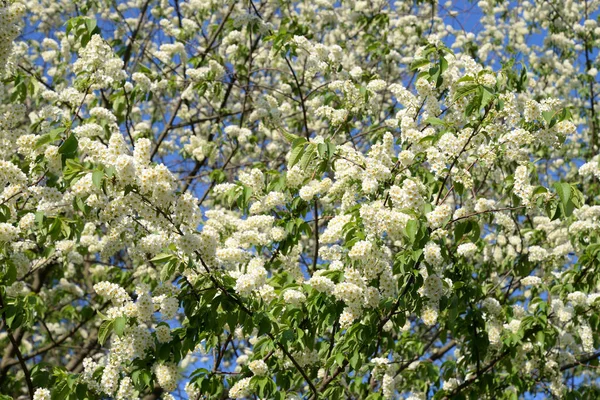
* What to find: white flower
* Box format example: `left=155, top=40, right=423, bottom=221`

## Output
left=283, top=289, right=306, bottom=307
left=33, top=389, right=51, bottom=400
left=249, top=359, right=268, bottom=376
left=367, top=79, right=387, bottom=92
left=229, top=377, right=252, bottom=399
left=521, top=276, right=542, bottom=286
left=153, top=362, right=178, bottom=392
left=426, top=205, right=452, bottom=229
left=155, top=325, right=171, bottom=343
left=579, top=322, right=594, bottom=352
left=457, top=242, right=478, bottom=257
left=528, top=246, right=548, bottom=262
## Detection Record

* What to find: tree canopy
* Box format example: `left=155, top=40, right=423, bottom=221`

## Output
left=1, top=0, right=600, bottom=399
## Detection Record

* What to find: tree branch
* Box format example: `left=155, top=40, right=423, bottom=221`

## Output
left=0, top=293, right=34, bottom=399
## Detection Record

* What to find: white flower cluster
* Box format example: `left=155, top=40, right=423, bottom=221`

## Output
left=229, top=377, right=252, bottom=399
left=72, top=34, right=126, bottom=89
left=389, top=179, right=425, bottom=211
left=457, top=242, right=477, bottom=258
left=283, top=289, right=306, bottom=307
left=0, top=222, right=19, bottom=242
left=248, top=359, right=268, bottom=376
left=153, top=362, right=178, bottom=392
left=528, top=245, right=548, bottom=262
left=155, top=324, right=171, bottom=343
left=424, top=242, right=443, bottom=267
left=426, top=204, right=452, bottom=229
left=299, top=178, right=332, bottom=202
left=521, top=276, right=542, bottom=286
left=33, top=389, right=51, bottom=400
left=94, top=281, right=131, bottom=304
left=513, top=165, right=533, bottom=207
left=115, top=377, right=136, bottom=400
left=0, top=1, right=24, bottom=74
left=234, top=258, right=268, bottom=297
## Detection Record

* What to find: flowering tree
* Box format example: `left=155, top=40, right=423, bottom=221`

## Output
left=1, top=0, right=600, bottom=398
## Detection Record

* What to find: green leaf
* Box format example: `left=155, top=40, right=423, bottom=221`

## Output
left=317, top=143, right=327, bottom=158
left=299, top=144, right=316, bottom=170
left=425, top=117, right=445, bottom=126
left=151, top=253, right=175, bottom=264
left=92, top=170, right=103, bottom=189
left=469, top=221, right=481, bottom=242
left=98, top=319, right=114, bottom=345
left=454, top=222, right=468, bottom=242
left=1, top=263, right=16, bottom=285
left=113, top=316, right=127, bottom=336
left=481, top=87, right=494, bottom=109
left=532, top=186, right=547, bottom=196
left=448, top=295, right=458, bottom=322
left=410, top=58, right=430, bottom=71
left=85, top=18, right=97, bottom=35
left=4, top=305, right=23, bottom=329
left=536, top=330, right=545, bottom=348
left=288, top=144, right=304, bottom=168
left=440, top=56, right=448, bottom=74
left=35, top=128, right=65, bottom=149
left=35, top=211, right=44, bottom=226
left=105, top=166, right=116, bottom=178
left=291, top=137, right=307, bottom=149
left=350, top=351, right=361, bottom=370
left=65, top=18, right=77, bottom=35
left=465, top=87, right=483, bottom=116
left=327, top=142, right=336, bottom=158
left=282, top=130, right=301, bottom=143
left=553, top=182, right=571, bottom=207
left=405, top=220, right=418, bottom=243
left=569, top=184, right=584, bottom=208
left=161, top=259, right=178, bottom=282
left=58, top=134, right=78, bottom=157
left=542, top=110, right=554, bottom=124
left=52, top=380, right=70, bottom=400
left=456, top=76, right=475, bottom=83
left=454, top=84, right=479, bottom=101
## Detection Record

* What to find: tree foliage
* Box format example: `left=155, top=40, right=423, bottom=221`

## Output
left=1, top=0, right=600, bottom=399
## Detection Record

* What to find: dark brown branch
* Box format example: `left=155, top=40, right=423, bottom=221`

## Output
left=443, top=350, right=510, bottom=399
left=0, top=293, right=34, bottom=398
left=312, top=199, right=319, bottom=273
left=561, top=350, right=600, bottom=371
left=150, top=3, right=236, bottom=160
left=122, top=0, right=151, bottom=67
